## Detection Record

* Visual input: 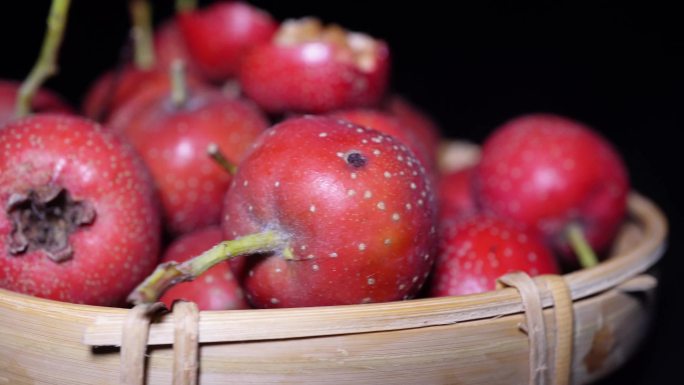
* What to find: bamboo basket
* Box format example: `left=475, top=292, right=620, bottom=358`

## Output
left=0, top=141, right=668, bottom=385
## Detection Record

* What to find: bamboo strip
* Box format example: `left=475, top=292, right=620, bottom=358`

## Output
left=81, top=193, right=667, bottom=347
left=498, top=273, right=548, bottom=385
left=172, top=302, right=199, bottom=385
left=121, top=304, right=153, bottom=385
left=541, top=275, right=574, bottom=385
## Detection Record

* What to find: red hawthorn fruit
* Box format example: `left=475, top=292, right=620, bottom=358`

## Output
left=112, top=86, right=269, bottom=235
left=0, top=114, right=161, bottom=306
left=438, top=166, right=478, bottom=224
left=0, top=80, right=73, bottom=125
left=178, top=1, right=278, bottom=81
left=159, top=226, right=248, bottom=311
left=475, top=113, right=629, bottom=264
left=222, top=116, right=436, bottom=308
left=239, top=18, right=390, bottom=114
left=431, top=213, right=559, bottom=296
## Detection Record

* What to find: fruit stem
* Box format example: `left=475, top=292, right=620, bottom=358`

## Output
left=129, top=0, right=155, bottom=70
left=176, top=0, right=198, bottom=13
left=207, top=143, right=238, bottom=175
left=128, top=230, right=288, bottom=305
left=565, top=223, right=599, bottom=268
left=15, top=0, right=71, bottom=118
left=170, top=59, right=189, bottom=108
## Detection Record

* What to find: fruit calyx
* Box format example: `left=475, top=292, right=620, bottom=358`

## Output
left=6, top=185, right=96, bottom=262
left=274, top=18, right=382, bottom=73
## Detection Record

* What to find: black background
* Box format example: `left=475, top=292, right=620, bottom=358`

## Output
left=1, top=1, right=681, bottom=384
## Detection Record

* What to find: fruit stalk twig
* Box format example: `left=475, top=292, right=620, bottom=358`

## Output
left=565, top=223, right=599, bottom=268
left=129, top=0, right=156, bottom=70
left=170, top=59, right=188, bottom=108
left=128, top=230, right=287, bottom=305
left=176, top=0, right=198, bottom=13
left=15, top=0, right=71, bottom=117
left=207, top=143, right=238, bottom=175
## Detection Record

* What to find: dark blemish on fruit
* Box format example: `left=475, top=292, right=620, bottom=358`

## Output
left=346, top=151, right=367, bottom=168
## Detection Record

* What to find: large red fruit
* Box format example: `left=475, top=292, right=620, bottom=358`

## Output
left=239, top=18, right=390, bottom=113
left=159, top=226, right=248, bottom=311
left=0, top=80, right=73, bottom=124
left=222, top=116, right=436, bottom=308
left=114, top=87, right=269, bottom=235
left=178, top=1, right=277, bottom=81
left=431, top=213, right=558, bottom=296
left=475, top=114, right=629, bottom=264
left=0, top=114, right=161, bottom=306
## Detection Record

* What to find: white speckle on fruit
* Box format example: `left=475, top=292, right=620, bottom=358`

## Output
left=412, top=276, right=419, bottom=283
left=367, top=277, right=376, bottom=286
left=384, top=171, right=392, bottom=179
left=528, top=252, right=537, bottom=262
left=392, top=213, right=400, bottom=221
left=249, top=270, right=254, bottom=277
left=384, top=238, right=391, bottom=245
left=361, top=297, right=372, bottom=304
left=418, top=199, right=424, bottom=206
left=275, top=267, right=282, bottom=273
left=348, top=189, right=356, bottom=196
left=397, top=155, right=404, bottom=161
left=312, top=264, right=320, bottom=271
left=358, top=243, right=366, bottom=251
left=405, top=203, right=412, bottom=210
left=364, top=190, right=372, bottom=199
left=424, top=254, right=430, bottom=260
left=204, top=275, right=214, bottom=284
left=248, top=205, right=253, bottom=212
left=243, top=180, right=249, bottom=187
left=373, top=149, right=381, bottom=156
left=319, top=132, right=328, bottom=137
left=356, top=128, right=364, bottom=133
left=377, top=201, right=386, bottom=210
left=410, top=183, right=417, bottom=190
left=504, top=248, right=513, bottom=257
left=307, top=254, right=315, bottom=260
left=329, top=252, right=338, bottom=258
left=300, top=245, right=307, bottom=251
left=309, top=204, right=316, bottom=213
left=275, top=181, right=280, bottom=187
left=399, top=283, right=406, bottom=290
left=270, top=297, right=280, bottom=304
left=351, top=172, right=358, bottom=179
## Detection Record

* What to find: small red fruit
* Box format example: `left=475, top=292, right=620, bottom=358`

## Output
left=159, top=226, right=248, bottom=311
left=178, top=1, right=278, bottom=81
left=239, top=18, right=390, bottom=113
left=475, top=114, right=629, bottom=265
left=0, top=80, right=72, bottom=124
left=153, top=18, right=200, bottom=76
left=431, top=213, right=559, bottom=296
left=0, top=114, right=161, bottom=306
left=113, top=86, right=269, bottom=235
left=438, top=166, right=478, bottom=224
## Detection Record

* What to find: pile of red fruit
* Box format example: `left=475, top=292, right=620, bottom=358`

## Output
left=0, top=0, right=629, bottom=311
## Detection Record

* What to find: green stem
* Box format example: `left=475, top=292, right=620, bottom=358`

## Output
left=565, top=223, right=599, bottom=268
left=176, top=0, right=198, bottom=13
left=15, top=0, right=71, bottom=118
left=170, top=59, right=188, bottom=108
left=129, top=0, right=155, bottom=70
left=128, top=231, right=288, bottom=305
left=207, top=143, right=238, bottom=175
